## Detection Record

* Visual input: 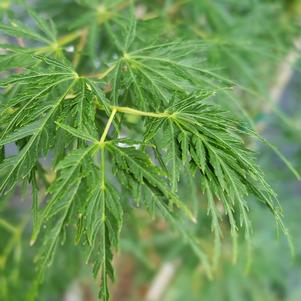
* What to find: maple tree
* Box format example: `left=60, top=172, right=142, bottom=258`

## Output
left=0, top=1, right=300, bottom=300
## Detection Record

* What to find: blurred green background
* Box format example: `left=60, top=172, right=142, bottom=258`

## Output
left=1, top=1, right=301, bottom=300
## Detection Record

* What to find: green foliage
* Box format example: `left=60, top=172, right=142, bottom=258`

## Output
left=0, top=1, right=300, bottom=300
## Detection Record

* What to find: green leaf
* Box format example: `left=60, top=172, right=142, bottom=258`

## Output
left=0, top=20, right=51, bottom=44
left=27, top=144, right=97, bottom=298
left=108, top=142, right=196, bottom=223
left=0, top=4, right=297, bottom=300
left=84, top=147, right=123, bottom=301
left=0, top=78, right=77, bottom=194
left=27, top=8, right=57, bottom=42
left=55, top=122, right=98, bottom=143
left=0, top=120, right=44, bottom=146
left=144, top=92, right=287, bottom=264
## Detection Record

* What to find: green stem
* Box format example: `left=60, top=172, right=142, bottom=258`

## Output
left=83, top=63, right=117, bottom=79
left=113, top=106, right=170, bottom=118
left=72, top=28, right=89, bottom=68
left=99, top=108, right=117, bottom=144
left=35, top=29, right=85, bottom=54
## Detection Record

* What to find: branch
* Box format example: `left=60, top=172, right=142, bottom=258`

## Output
left=144, top=38, right=301, bottom=301
left=99, top=108, right=117, bottom=144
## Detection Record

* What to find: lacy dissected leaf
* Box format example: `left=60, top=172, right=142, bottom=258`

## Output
left=66, top=0, right=133, bottom=67
left=0, top=15, right=54, bottom=44
left=75, top=146, right=123, bottom=301
left=84, top=175, right=123, bottom=300
left=28, top=146, right=95, bottom=300
left=0, top=79, right=77, bottom=194
left=99, top=13, right=252, bottom=123
left=0, top=8, right=59, bottom=67
left=30, top=143, right=123, bottom=301
left=0, top=58, right=86, bottom=194
left=0, top=4, right=298, bottom=301
left=108, top=142, right=196, bottom=223
left=106, top=39, right=227, bottom=111
left=0, top=45, right=36, bottom=71
left=57, top=79, right=100, bottom=140
left=145, top=92, right=286, bottom=265
left=107, top=140, right=213, bottom=274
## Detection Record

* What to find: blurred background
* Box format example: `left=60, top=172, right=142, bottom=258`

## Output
left=0, top=1, right=301, bottom=300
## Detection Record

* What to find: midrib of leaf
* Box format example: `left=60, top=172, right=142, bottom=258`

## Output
left=129, top=42, right=180, bottom=54
left=78, top=80, right=86, bottom=130
left=56, top=122, right=98, bottom=143
left=2, top=72, right=74, bottom=84
left=169, top=120, right=177, bottom=193
left=100, top=146, right=109, bottom=301
left=125, top=61, right=147, bottom=110
left=111, top=60, right=121, bottom=104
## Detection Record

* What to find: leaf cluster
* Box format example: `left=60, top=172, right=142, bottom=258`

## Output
left=0, top=3, right=298, bottom=300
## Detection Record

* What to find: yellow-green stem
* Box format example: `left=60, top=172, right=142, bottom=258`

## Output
left=99, top=108, right=117, bottom=144
left=113, top=106, right=170, bottom=118
left=83, top=63, right=117, bottom=79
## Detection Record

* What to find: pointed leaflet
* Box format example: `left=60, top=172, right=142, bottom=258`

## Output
left=123, top=7, right=136, bottom=52
left=167, top=120, right=180, bottom=192
left=0, top=120, right=44, bottom=146
left=0, top=78, right=77, bottom=194
left=0, top=20, right=51, bottom=44
left=27, top=8, right=57, bottom=42
left=121, top=42, right=224, bottom=109
left=75, top=79, right=98, bottom=138
left=0, top=56, right=78, bottom=194
left=108, top=142, right=196, bottom=223
left=31, top=145, right=96, bottom=243
left=56, top=122, right=98, bottom=143
left=0, top=59, right=75, bottom=144
left=0, top=46, right=36, bottom=71
left=203, top=178, right=222, bottom=267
